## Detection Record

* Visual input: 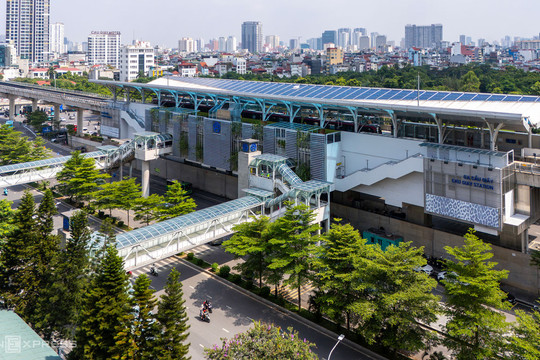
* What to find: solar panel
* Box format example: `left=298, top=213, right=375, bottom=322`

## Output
left=428, top=92, right=450, bottom=100
left=365, top=89, right=387, bottom=100
left=502, top=95, right=521, bottom=102
left=377, top=89, right=402, bottom=100
left=457, top=93, right=476, bottom=101
left=353, top=88, right=378, bottom=99
left=268, top=84, right=296, bottom=96
left=294, top=85, right=319, bottom=97
left=519, top=96, right=538, bottom=102
left=388, top=90, right=409, bottom=100
left=257, top=83, right=282, bottom=94
left=419, top=91, right=437, bottom=100
left=487, top=94, right=506, bottom=101
left=329, top=87, right=358, bottom=99
left=472, top=94, right=490, bottom=101
left=342, top=88, right=369, bottom=99
left=443, top=93, right=462, bottom=101
left=319, top=86, right=346, bottom=99
left=402, top=91, right=422, bottom=100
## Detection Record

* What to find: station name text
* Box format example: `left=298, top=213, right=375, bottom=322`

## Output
left=451, top=175, right=494, bottom=190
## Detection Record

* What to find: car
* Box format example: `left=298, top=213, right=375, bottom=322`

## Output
left=414, top=264, right=433, bottom=276
left=503, top=291, right=517, bottom=305
left=437, top=271, right=457, bottom=281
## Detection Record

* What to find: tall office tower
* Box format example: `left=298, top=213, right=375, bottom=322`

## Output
left=289, top=38, right=299, bottom=50
left=478, top=38, right=485, bottom=47
left=87, top=31, right=121, bottom=68
left=119, top=40, right=154, bottom=82
left=218, top=37, right=226, bottom=52
left=226, top=36, right=237, bottom=52
left=466, top=36, right=472, bottom=46
left=265, top=35, right=279, bottom=50
left=352, top=28, right=366, bottom=46
left=241, top=21, right=262, bottom=53
left=322, top=30, right=337, bottom=46
left=375, top=35, right=387, bottom=51
left=459, top=35, right=466, bottom=45
left=49, top=22, right=65, bottom=57
left=178, top=37, right=195, bottom=53
left=338, top=28, right=351, bottom=48
left=358, top=35, right=370, bottom=50
left=404, top=24, right=443, bottom=49
left=6, top=0, right=50, bottom=63
left=370, top=32, right=379, bottom=48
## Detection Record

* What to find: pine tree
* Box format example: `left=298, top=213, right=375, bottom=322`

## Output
left=133, top=194, right=163, bottom=226
left=114, top=274, right=159, bottom=360
left=267, top=201, right=319, bottom=310
left=509, top=308, right=540, bottom=359
left=37, top=210, right=91, bottom=340
left=0, top=198, right=15, bottom=245
left=155, top=268, right=190, bottom=360
left=157, top=180, right=196, bottom=221
left=443, top=229, right=510, bottom=360
left=0, top=191, right=37, bottom=311
left=72, top=246, right=131, bottom=360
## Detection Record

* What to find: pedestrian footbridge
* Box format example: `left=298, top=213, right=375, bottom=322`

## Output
left=0, top=132, right=173, bottom=188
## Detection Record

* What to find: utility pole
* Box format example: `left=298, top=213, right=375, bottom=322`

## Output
left=417, top=72, right=420, bottom=106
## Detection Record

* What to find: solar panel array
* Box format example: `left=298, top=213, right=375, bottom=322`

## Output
left=172, top=77, right=540, bottom=104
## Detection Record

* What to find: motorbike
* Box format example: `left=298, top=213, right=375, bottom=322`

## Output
left=3, top=188, right=7, bottom=196
left=150, top=267, right=158, bottom=276
left=203, top=301, right=213, bottom=313
left=200, top=309, right=210, bottom=322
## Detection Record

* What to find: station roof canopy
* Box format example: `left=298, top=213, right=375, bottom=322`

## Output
left=94, top=77, right=540, bottom=132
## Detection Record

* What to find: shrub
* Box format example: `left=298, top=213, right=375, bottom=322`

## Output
left=218, top=265, right=231, bottom=278
left=211, top=262, right=219, bottom=272
left=196, top=258, right=204, bottom=266
left=244, top=280, right=254, bottom=290
left=187, top=252, right=194, bottom=260
left=259, top=286, right=271, bottom=298
left=229, top=274, right=242, bottom=284
left=97, top=211, right=104, bottom=218
left=118, top=220, right=125, bottom=228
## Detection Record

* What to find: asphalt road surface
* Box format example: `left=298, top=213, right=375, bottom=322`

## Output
left=132, top=257, right=385, bottom=360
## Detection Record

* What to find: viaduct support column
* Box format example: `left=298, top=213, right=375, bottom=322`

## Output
left=54, top=104, right=60, bottom=130
left=32, top=99, right=39, bottom=112
left=141, top=160, right=150, bottom=197
left=8, top=96, right=15, bottom=121
left=77, top=108, right=84, bottom=136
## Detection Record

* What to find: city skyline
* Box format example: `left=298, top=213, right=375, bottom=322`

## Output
left=0, top=0, right=535, bottom=48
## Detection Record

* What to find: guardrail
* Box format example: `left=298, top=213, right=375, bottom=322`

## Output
left=514, top=161, right=540, bottom=175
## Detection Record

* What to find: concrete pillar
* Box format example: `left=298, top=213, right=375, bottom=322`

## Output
left=529, top=129, right=533, bottom=148
left=8, top=96, right=15, bottom=121
left=119, top=161, right=123, bottom=179
left=77, top=108, right=84, bottom=136
left=129, top=162, right=133, bottom=178
left=435, top=117, right=445, bottom=144
left=32, top=99, right=38, bottom=112
left=141, top=160, right=150, bottom=197
left=486, top=122, right=504, bottom=151
left=391, top=113, right=398, bottom=138
left=54, top=104, right=60, bottom=130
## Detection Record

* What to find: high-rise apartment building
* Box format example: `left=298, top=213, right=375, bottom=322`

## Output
left=265, top=35, right=280, bottom=50
left=358, top=36, right=370, bottom=51
left=119, top=41, right=154, bottom=82
left=6, top=0, right=50, bottom=63
left=178, top=37, right=195, bottom=53
left=338, top=28, right=351, bottom=48
left=404, top=24, right=443, bottom=49
left=241, top=21, right=262, bottom=53
left=226, top=36, right=237, bottom=53
left=50, top=22, right=65, bottom=56
left=0, top=40, right=17, bottom=67
left=375, top=35, right=387, bottom=51
left=322, top=30, right=337, bottom=47
left=289, top=38, right=299, bottom=50
left=87, top=31, right=121, bottom=68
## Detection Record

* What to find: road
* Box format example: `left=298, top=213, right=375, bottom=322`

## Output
left=131, top=257, right=384, bottom=360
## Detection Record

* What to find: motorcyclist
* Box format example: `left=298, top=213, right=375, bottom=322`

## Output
left=200, top=306, right=209, bottom=320
left=3, top=188, right=7, bottom=196
left=150, top=264, right=157, bottom=276
left=203, top=300, right=212, bottom=312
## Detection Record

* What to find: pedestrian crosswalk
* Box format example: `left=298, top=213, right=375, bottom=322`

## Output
left=129, top=256, right=180, bottom=277
left=277, top=282, right=317, bottom=304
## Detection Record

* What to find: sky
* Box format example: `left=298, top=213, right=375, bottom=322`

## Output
left=37, top=0, right=540, bottom=47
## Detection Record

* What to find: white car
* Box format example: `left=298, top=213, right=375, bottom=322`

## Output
left=414, top=264, right=433, bottom=276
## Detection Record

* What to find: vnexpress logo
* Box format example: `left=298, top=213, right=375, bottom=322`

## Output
left=4, top=335, right=21, bottom=353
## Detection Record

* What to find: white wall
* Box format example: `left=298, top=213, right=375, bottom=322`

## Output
left=340, top=132, right=424, bottom=175
left=353, top=171, right=424, bottom=207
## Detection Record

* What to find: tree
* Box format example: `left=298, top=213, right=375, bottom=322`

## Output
left=37, top=210, right=91, bottom=340
left=114, top=274, right=159, bottom=360
left=92, top=181, right=123, bottom=216
left=312, top=220, right=371, bottom=330
left=530, top=250, right=540, bottom=269
left=225, top=216, right=272, bottom=288
left=90, top=217, right=116, bottom=272
left=460, top=70, right=481, bottom=92
left=204, top=321, right=318, bottom=360
left=0, top=199, right=15, bottom=244
left=531, top=81, right=540, bottom=96
left=0, top=191, right=37, bottom=312
left=133, top=193, right=163, bottom=226
left=72, top=246, right=131, bottom=360
left=508, top=308, right=540, bottom=359
left=26, top=111, right=48, bottom=132
left=155, top=268, right=190, bottom=360
left=0, top=124, right=50, bottom=165
left=115, top=178, right=142, bottom=227
left=57, top=151, right=110, bottom=204
left=351, top=241, right=441, bottom=355
left=157, top=180, right=196, bottom=221
left=267, top=202, right=319, bottom=310
left=442, top=229, right=510, bottom=360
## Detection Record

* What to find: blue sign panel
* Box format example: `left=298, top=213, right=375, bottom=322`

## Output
left=62, top=215, right=70, bottom=231
left=42, top=126, right=52, bottom=133
left=213, top=121, right=221, bottom=134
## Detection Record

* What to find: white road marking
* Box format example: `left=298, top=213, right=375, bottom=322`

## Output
left=199, top=344, right=204, bottom=348
left=207, top=295, right=213, bottom=299
left=226, top=305, right=232, bottom=309
left=222, top=328, right=229, bottom=333
left=247, top=317, right=254, bottom=322
left=189, top=285, right=195, bottom=289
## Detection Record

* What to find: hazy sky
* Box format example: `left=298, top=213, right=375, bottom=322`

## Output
left=41, top=0, right=540, bottom=47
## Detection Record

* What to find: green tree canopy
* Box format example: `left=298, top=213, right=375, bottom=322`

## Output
left=157, top=180, right=196, bottom=221
left=508, top=308, right=540, bottom=359
left=0, top=124, right=50, bottom=165
left=442, top=229, right=510, bottom=360
left=133, top=193, right=164, bottom=226
left=204, top=321, right=318, bottom=360
left=460, top=71, right=481, bottom=92
left=26, top=111, right=48, bottom=132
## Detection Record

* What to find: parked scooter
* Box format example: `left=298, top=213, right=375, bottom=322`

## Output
left=150, top=265, right=158, bottom=277
left=3, top=188, right=7, bottom=196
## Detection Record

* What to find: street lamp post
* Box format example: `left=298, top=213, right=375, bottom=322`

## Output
left=327, top=334, right=345, bottom=360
